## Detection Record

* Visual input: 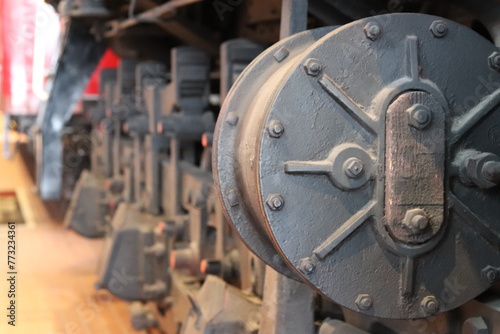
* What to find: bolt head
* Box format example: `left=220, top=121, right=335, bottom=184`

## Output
left=267, top=120, right=284, bottom=138
left=411, top=215, right=430, bottom=232
left=266, top=194, right=284, bottom=211
left=344, top=158, right=364, bottom=179
left=226, top=112, right=239, bottom=125
left=421, top=296, right=440, bottom=314
left=364, top=22, right=381, bottom=41
left=481, top=266, right=499, bottom=283
left=356, top=294, right=373, bottom=311
left=407, top=104, right=432, bottom=130
left=227, top=189, right=239, bottom=207
left=430, top=20, right=448, bottom=38
left=298, top=257, right=316, bottom=274
left=403, top=209, right=430, bottom=235
left=304, top=58, right=322, bottom=76
left=488, top=52, right=500, bottom=72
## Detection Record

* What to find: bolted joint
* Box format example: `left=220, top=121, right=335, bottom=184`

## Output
left=266, top=194, right=284, bottom=211
left=407, top=104, right=432, bottom=130
left=402, top=209, right=430, bottom=235
left=488, top=51, right=500, bottom=72
left=461, top=152, right=500, bottom=189
left=481, top=265, right=499, bottom=284
left=298, top=257, right=316, bottom=275
left=356, top=294, right=373, bottom=311
left=364, top=22, right=381, bottom=41
left=267, top=120, right=285, bottom=138
left=430, top=20, right=448, bottom=38
left=421, top=296, right=440, bottom=315
left=304, top=58, right=322, bottom=77
left=344, top=157, right=365, bottom=179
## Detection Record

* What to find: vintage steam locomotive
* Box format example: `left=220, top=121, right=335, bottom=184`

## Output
left=3, top=0, right=500, bottom=333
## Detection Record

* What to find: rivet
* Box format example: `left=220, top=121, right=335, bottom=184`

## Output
left=274, top=47, right=290, bottom=63
left=226, top=112, right=239, bottom=126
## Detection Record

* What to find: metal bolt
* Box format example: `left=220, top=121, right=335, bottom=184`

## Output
left=421, top=296, right=440, bottom=315
left=407, top=104, right=432, bottom=130
left=430, top=20, right=448, bottom=38
left=267, top=120, right=284, bottom=138
left=344, top=158, right=364, bottom=179
left=364, top=22, right=381, bottom=41
left=304, top=58, right=322, bottom=76
left=356, top=294, right=373, bottom=311
left=403, top=209, right=430, bottom=235
left=299, top=257, right=316, bottom=274
left=274, top=47, right=290, bottom=63
left=488, top=52, right=500, bottom=72
left=227, top=189, right=239, bottom=207
left=266, top=194, right=284, bottom=211
left=226, top=112, right=239, bottom=126
left=411, top=214, right=430, bottom=232
left=481, top=266, right=499, bottom=283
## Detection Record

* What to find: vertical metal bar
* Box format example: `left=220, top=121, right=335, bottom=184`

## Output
left=280, top=0, right=308, bottom=39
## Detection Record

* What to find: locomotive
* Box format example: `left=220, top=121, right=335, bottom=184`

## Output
left=3, top=0, right=500, bottom=333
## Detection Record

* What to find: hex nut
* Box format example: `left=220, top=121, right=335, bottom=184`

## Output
left=430, top=20, right=448, bottom=38
left=356, top=294, right=373, bottom=311
left=481, top=265, right=499, bottom=283
left=266, top=194, right=284, bottom=211
left=267, top=120, right=285, bottom=138
left=489, top=51, right=500, bottom=72
left=407, top=104, right=432, bottom=130
left=463, top=153, right=500, bottom=189
left=298, top=257, right=316, bottom=275
left=364, top=22, right=381, bottom=41
left=403, top=209, right=430, bottom=235
left=421, top=296, right=440, bottom=315
left=304, top=58, right=322, bottom=76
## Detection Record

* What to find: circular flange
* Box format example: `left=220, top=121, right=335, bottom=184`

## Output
left=213, top=27, right=337, bottom=280
left=215, top=13, right=500, bottom=319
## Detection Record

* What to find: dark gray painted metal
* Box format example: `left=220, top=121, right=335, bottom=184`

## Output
left=220, top=39, right=265, bottom=103
left=96, top=203, right=170, bottom=301
left=214, top=13, right=500, bottom=319
left=64, top=170, right=108, bottom=238
left=179, top=275, right=260, bottom=334
left=38, top=21, right=106, bottom=200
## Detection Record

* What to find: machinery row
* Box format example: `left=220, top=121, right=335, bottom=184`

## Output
left=3, top=0, right=500, bottom=333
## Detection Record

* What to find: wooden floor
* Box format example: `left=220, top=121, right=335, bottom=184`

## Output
left=0, top=120, right=144, bottom=333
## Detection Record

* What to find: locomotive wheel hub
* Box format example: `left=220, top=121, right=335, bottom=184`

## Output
left=214, top=13, right=500, bottom=319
